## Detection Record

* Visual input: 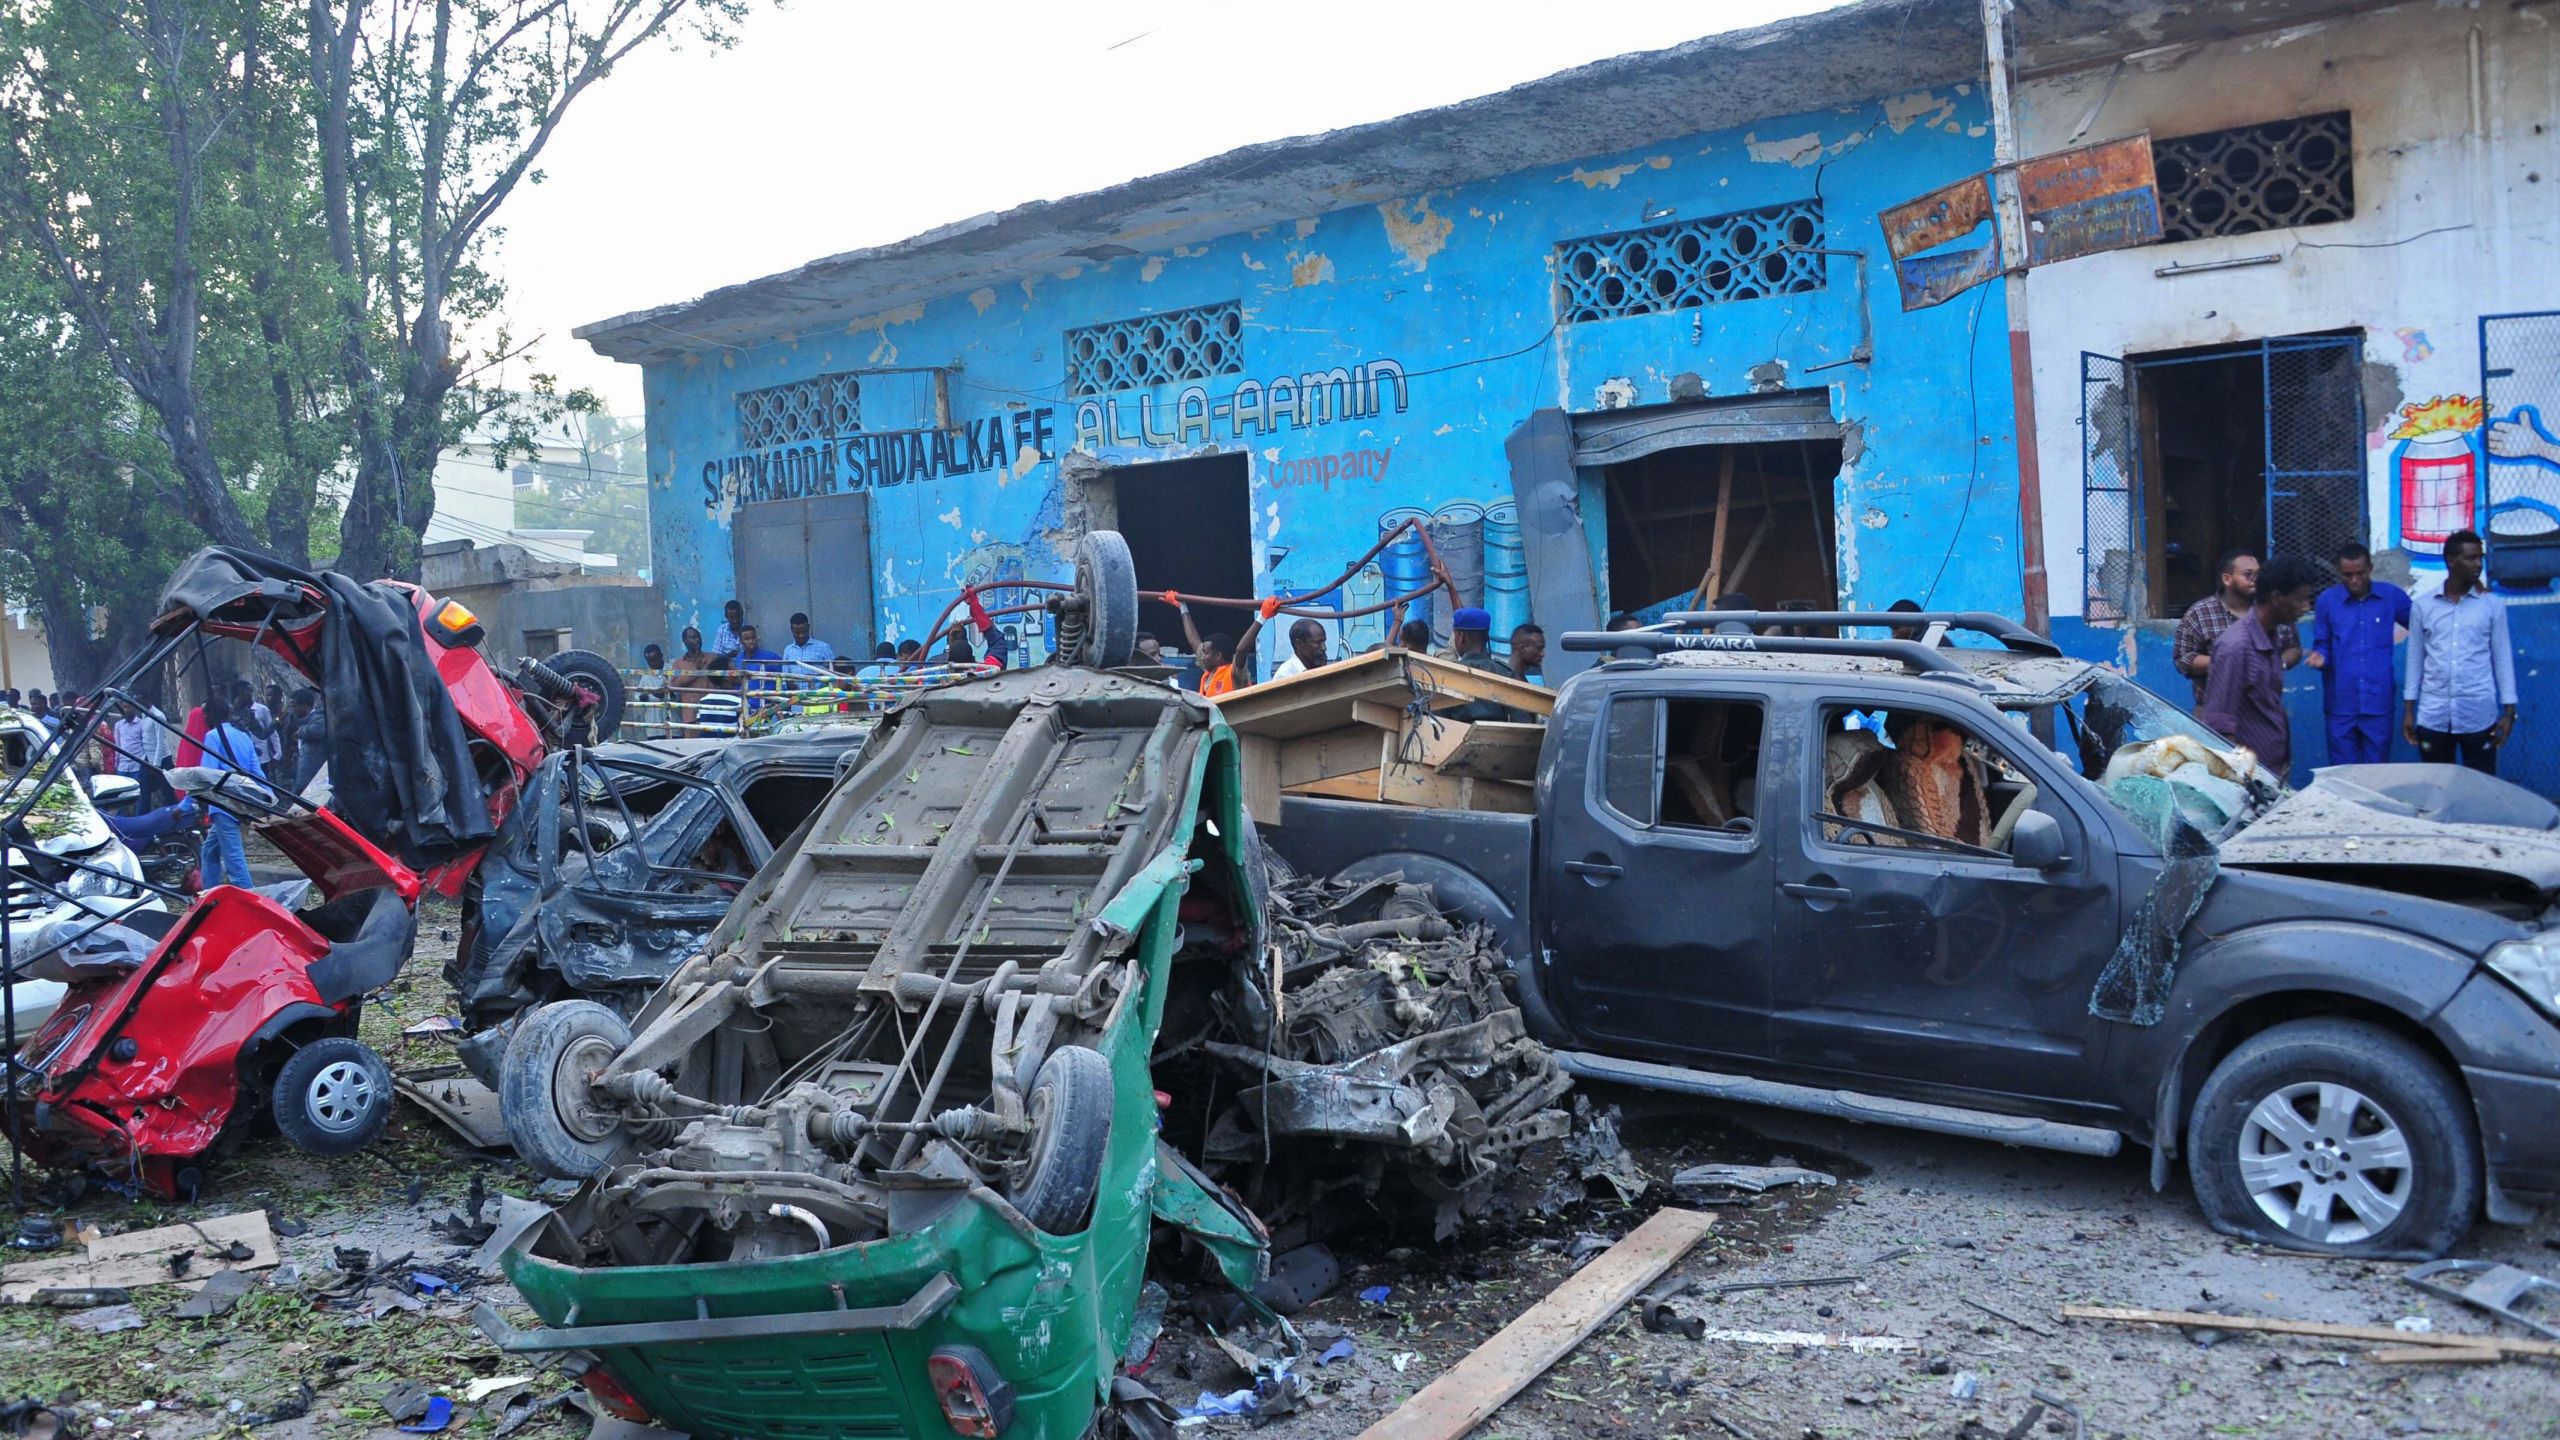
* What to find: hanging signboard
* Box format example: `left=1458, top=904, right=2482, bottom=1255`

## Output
left=1879, top=173, right=2000, bottom=311
left=2017, top=134, right=2162, bottom=266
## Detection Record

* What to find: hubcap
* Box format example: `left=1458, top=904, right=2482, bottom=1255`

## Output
left=2236, top=1081, right=2414, bottom=1245
left=552, top=1035, right=623, bottom=1143
left=306, top=1060, right=379, bottom=1134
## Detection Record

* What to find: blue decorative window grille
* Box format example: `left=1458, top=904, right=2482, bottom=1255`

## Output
left=1065, top=301, right=1245, bottom=397
left=1556, top=200, right=1825, bottom=322
left=737, top=371, right=860, bottom=449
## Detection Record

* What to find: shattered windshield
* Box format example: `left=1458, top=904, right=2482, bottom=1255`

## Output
left=1998, top=668, right=2281, bottom=836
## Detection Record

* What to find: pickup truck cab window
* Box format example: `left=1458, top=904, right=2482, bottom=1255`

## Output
left=1600, top=695, right=1764, bottom=835
left=1812, top=706, right=2039, bottom=858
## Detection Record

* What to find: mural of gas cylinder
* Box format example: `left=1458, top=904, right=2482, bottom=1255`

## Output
left=1483, top=500, right=1530, bottom=654
left=2391, top=395, right=2487, bottom=561
left=1427, top=500, right=1487, bottom=641
left=1378, top=507, right=1435, bottom=644
left=1340, top=564, right=1387, bottom=653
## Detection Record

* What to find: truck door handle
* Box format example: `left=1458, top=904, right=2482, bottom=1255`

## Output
left=1565, top=858, right=1623, bottom=883
left=1782, top=880, right=1853, bottom=902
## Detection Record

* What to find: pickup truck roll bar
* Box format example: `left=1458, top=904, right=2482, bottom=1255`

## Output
left=1651, top=611, right=2060, bottom=655
left=1558, top=629, right=1990, bottom=684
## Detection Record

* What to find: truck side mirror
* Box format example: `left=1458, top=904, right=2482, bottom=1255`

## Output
left=2009, top=809, right=2069, bottom=871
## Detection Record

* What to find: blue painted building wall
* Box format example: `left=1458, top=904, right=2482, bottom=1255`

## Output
left=632, top=83, right=2017, bottom=671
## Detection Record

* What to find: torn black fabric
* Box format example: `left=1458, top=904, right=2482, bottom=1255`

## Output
left=159, top=547, right=494, bottom=864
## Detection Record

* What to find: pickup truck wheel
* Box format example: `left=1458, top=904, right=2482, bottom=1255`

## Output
left=501, top=1000, right=637, bottom=1180
left=2186, top=1018, right=2479, bottom=1259
left=1008, top=1045, right=1113, bottom=1234
left=272, top=1038, right=394, bottom=1157
left=1073, top=531, right=1137, bottom=670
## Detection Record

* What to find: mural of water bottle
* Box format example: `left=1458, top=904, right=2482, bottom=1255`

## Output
left=1483, top=500, right=1529, bottom=655
left=1341, top=564, right=1386, bottom=653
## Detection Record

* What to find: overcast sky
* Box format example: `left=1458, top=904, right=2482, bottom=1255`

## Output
left=498, top=0, right=1854, bottom=414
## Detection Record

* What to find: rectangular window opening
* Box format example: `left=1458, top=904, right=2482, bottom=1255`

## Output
left=2153, top=111, right=2354, bottom=244
left=737, top=372, right=863, bottom=450
left=1601, top=695, right=1764, bottom=834
left=1556, top=200, right=1825, bottom=323
left=1600, top=440, right=1843, bottom=622
left=1065, top=301, right=1246, bottom=397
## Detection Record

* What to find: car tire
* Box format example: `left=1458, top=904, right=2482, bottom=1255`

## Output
left=2186, top=1018, right=2479, bottom=1259
left=541, top=648, right=625, bottom=742
left=272, top=1037, right=394, bottom=1157
left=501, top=1000, right=637, bottom=1180
left=1074, top=530, right=1138, bottom=670
left=1008, top=1044, right=1114, bottom=1234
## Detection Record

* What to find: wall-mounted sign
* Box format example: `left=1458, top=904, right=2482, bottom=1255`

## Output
left=2016, top=134, right=2162, bottom=267
left=1878, top=174, right=2000, bottom=311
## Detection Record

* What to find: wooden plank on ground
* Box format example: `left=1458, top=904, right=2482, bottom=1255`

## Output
left=2060, top=1306, right=2560, bottom=1360
left=1354, top=1208, right=1716, bottom=1440
left=2, top=1210, right=278, bottom=1302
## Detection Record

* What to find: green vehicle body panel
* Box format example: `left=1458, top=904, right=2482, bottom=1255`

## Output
left=500, top=718, right=1259, bottom=1440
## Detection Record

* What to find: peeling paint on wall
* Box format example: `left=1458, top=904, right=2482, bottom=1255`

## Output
left=969, top=287, right=997, bottom=316
left=1883, top=89, right=1956, bottom=133
left=1746, top=131, right=1825, bottom=166
left=1140, top=256, right=1167, bottom=282
left=1860, top=505, right=1890, bottom=529
left=1377, top=196, right=1455, bottom=271
left=1593, top=377, right=1638, bottom=410
left=1561, top=162, right=1643, bottom=189
left=1290, top=252, right=1335, bottom=287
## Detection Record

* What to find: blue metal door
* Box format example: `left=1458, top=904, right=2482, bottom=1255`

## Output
left=2079, top=353, right=2142, bottom=622
left=2262, top=334, right=2367, bottom=569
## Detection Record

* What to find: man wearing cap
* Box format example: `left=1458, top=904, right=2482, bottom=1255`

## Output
left=1445, top=607, right=1524, bottom=721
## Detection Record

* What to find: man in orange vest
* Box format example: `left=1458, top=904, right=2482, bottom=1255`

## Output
left=1167, top=592, right=1279, bottom=698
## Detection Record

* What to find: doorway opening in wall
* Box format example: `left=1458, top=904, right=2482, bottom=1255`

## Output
left=2083, top=331, right=2366, bottom=622
left=1600, top=440, right=1843, bottom=621
left=521, top=627, right=571, bottom=658
left=1099, top=452, right=1254, bottom=659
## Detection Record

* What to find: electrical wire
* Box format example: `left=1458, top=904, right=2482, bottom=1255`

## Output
left=1919, top=280, right=1995, bottom=609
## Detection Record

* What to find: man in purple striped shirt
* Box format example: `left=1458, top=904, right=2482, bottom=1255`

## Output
left=2200, top=555, right=2324, bottom=777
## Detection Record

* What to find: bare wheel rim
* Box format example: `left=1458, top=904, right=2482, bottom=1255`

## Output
left=2236, top=1080, right=2414, bottom=1245
left=552, top=1034, right=623, bottom=1144
left=306, top=1059, right=379, bottom=1134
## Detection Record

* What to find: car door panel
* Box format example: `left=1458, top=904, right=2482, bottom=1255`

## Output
left=1770, top=693, right=2121, bottom=1103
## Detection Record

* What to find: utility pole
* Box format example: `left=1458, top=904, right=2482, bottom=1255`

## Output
left=1981, top=0, right=2051, bottom=633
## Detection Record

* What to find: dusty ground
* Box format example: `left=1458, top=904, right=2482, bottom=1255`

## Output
left=6, top=899, right=2557, bottom=1440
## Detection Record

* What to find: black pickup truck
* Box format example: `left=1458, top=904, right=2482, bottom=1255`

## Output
left=1260, top=612, right=2560, bottom=1259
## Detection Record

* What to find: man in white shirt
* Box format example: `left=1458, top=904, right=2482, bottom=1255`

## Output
left=1269, top=618, right=1330, bottom=681
left=781, top=612, right=837, bottom=675
left=2403, top=529, right=2518, bottom=774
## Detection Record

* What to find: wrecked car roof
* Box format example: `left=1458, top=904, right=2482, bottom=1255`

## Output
left=2218, top=764, right=2560, bottom=890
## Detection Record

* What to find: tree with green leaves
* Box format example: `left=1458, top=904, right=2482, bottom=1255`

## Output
left=309, top=0, right=749, bottom=581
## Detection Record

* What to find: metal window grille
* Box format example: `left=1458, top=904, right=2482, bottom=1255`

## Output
left=1064, top=301, right=1245, bottom=397
left=2080, top=353, right=2143, bottom=623
left=736, top=372, right=862, bottom=449
left=1555, top=200, right=1825, bottom=323
left=2263, top=335, right=2366, bottom=571
left=2153, top=112, right=2354, bottom=243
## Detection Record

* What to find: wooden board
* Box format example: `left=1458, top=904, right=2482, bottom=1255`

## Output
left=1355, top=1208, right=1716, bottom=1440
left=1280, top=726, right=1391, bottom=788
left=1241, top=734, right=1283, bottom=828
left=1288, top=769, right=1384, bottom=802
left=2, top=1210, right=279, bottom=1302
left=1377, top=763, right=1537, bottom=813
left=2060, top=1306, right=2560, bottom=1360
left=1214, top=650, right=1553, bottom=741
left=1417, top=720, right=1544, bottom=782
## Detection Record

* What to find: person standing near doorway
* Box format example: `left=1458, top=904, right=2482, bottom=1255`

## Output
left=2200, top=556, right=2322, bottom=777
left=2403, top=529, right=2518, bottom=773
left=712, top=600, right=747, bottom=661
left=2305, top=542, right=2410, bottom=765
left=2175, top=549, right=2302, bottom=705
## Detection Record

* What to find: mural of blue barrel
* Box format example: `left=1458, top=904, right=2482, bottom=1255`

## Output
left=1483, top=499, right=1528, bottom=654
left=1378, top=506, right=1433, bottom=646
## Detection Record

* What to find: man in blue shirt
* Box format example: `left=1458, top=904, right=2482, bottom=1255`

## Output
left=2304, top=541, right=2410, bottom=765
left=193, top=694, right=267, bottom=889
